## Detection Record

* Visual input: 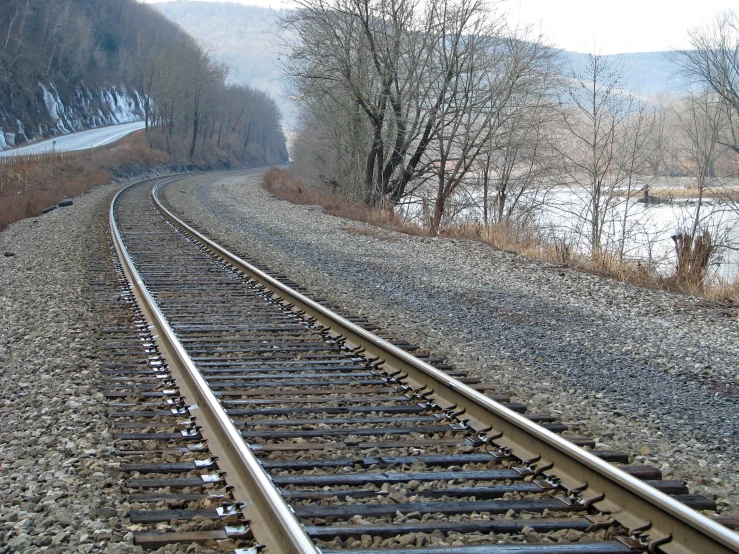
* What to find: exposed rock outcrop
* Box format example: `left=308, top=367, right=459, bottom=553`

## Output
left=0, top=81, right=143, bottom=150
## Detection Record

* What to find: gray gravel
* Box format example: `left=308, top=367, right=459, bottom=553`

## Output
left=3, top=166, right=733, bottom=553
left=0, top=183, right=141, bottom=553
left=164, top=170, right=739, bottom=516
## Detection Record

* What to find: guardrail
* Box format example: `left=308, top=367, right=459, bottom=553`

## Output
left=0, top=128, right=143, bottom=166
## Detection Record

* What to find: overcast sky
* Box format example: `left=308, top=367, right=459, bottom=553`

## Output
left=143, top=0, right=734, bottom=54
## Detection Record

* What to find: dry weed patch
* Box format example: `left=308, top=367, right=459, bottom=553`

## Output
left=0, top=132, right=168, bottom=231
left=0, top=128, right=265, bottom=232
left=263, top=168, right=424, bottom=235
left=263, top=169, right=739, bottom=303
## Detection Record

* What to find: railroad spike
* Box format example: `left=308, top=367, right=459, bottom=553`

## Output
left=524, top=454, right=542, bottom=465
left=566, top=482, right=589, bottom=496
left=530, top=461, right=554, bottom=480
left=584, top=491, right=606, bottom=509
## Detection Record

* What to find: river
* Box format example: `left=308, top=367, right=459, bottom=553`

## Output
left=400, top=177, right=739, bottom=281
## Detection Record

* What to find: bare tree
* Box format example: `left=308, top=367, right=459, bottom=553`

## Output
left=428, top=27, right=559, bottom=234
left=426, top=0, right=503, bottom=233
left=642, top=95, right=671, bottom=178
left=282, top=0, right=452, bottom=205
left=616, top=100, right=659, bottom=260
left=281, top=1, right=379, bottom=200
left=184, top=44, right=226, bottom=159
left=663, top=90, right=731, bottom=285
left=675, top=10, right=739, bottom=154
left=478, top=35, right=560, bottom=226
left=673, top=90, right=727, bottom=235
left=557, top=53, right=635, bottom=258
left=283, top=0, right=558, bottom=224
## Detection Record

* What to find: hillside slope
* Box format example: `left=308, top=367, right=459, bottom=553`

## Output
left=567, top=51, right=681, bottom=97
left=0, top=0, right=287, bottom=163
left=153, top=1, right=682, bottom=134
left=153, top=2, right=296, bottom=129
left=0, top=0, right=158, bottom=148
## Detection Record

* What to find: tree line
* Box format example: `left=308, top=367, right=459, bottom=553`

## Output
left=282, top=0, right=739, bottom=279
left=0, top=0, right=287, bottom=163
left=282, top=0, right=559, bottom=233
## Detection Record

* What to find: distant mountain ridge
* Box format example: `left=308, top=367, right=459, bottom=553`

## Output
left=567, top=51, right=682, bottom=98
left=153, top=1, right=684, bottom=130
left=153, top=2, right=295, bottom=127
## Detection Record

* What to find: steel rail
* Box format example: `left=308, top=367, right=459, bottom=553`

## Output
left=151, top=177, right=739, bottom=554
left=110, top=179, right=320, bottom=554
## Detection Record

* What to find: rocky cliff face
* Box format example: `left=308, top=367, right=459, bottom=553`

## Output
left=0, top=81, right=143, bottom=151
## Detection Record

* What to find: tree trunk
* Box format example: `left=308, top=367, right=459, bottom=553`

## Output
left=364, top=129, right=382, bottom=205
left=482, top=165, right=489, bottom=226
left=430, top=170, right=446, bottom=235
left=217, top=116, right=225, bottom=147
left=591, top=195, right=601, bottom=258
left=363, top=150, right=376, bottom=205
left=189, top=109, right=199, bottom=159
left=389, top=108, right=437, bottom=203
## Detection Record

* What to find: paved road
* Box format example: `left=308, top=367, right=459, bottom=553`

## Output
left=0, top=121, right=146, bottom=157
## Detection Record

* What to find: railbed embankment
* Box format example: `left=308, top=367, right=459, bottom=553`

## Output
left=164, top=171, right=739, bottom=518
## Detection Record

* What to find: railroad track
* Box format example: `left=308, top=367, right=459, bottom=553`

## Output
left=106, top=176, right=739, bottom=554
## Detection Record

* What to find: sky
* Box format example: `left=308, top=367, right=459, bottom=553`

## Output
left=142, top=0, right=735, bottom=54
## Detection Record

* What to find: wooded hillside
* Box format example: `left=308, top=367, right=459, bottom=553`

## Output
left=153, top=2, right=294, bottom=128
left=0, top=0, right=287, bottom=164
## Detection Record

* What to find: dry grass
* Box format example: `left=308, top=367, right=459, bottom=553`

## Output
left=264, top=168, right=739, bottom=303
left=0, top=131, right=169, bottom=231
left=704, top=279, right=739, bottom=304
left=616, top=185, right=739, bottom=202
left=441, top=221, right=674, bottom=290
left=452, top=224, right=739, bottom=301
left=0, top=127, right=263, bottom=232
left=263, top=168, right=425, bottom=235
left=442, top=221, right=542, bottom=255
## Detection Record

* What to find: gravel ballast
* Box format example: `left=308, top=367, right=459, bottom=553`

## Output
left=0, top=182, right=141, bottom=553
left=164, top=170, right=739, bottom=516
left=1, top=167, right=736, bottom=554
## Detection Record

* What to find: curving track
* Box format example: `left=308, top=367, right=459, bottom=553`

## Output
left=108, top=175, right=739, bottom=554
